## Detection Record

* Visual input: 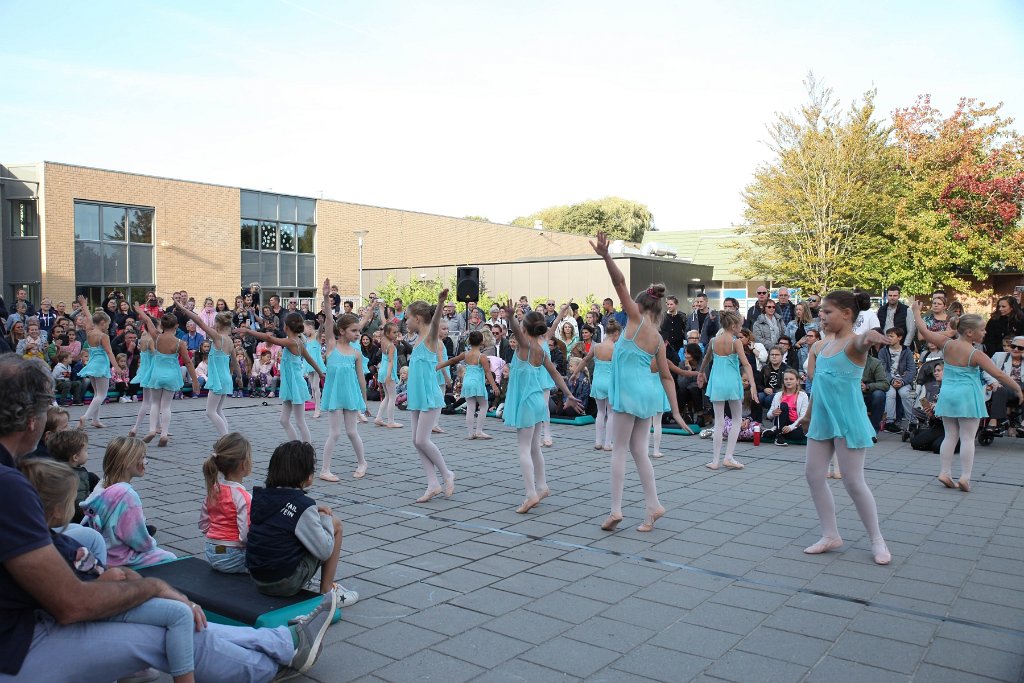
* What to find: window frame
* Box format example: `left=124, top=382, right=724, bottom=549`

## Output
left=9, top=199, right=38, bottom=238
left=74, top=200, right=155, bottom=290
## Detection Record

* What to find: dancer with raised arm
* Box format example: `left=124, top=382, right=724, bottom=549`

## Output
left=573, top=319, right=621, bottom=451
left=501, top=302, right=584, bottom=512
left=319, top=279, right=369, bottom=481
left=912, top=302, right=1022, bottom=492
left=240, top=314, right=325, bottom=443
left=177, top=305, right=239, bottom=436
left=137, top=311, right=200, bottom=447
left=437, top=330, right=501, bottom=440
left=404, top=289, right=456, bottom=503
left=591, top=232, right=691, bottom=532
left=795, top=291, right=892, bottom=564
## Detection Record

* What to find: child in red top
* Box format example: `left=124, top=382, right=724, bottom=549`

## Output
left=199, top=432, right=253, bottom=573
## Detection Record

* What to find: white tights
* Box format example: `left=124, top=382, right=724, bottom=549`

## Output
left=323, top=410, right=365, bottom=475
left=652, top=412, right=664, bottom=455
left=82, top=378, right=109, bottom=423
left=711, top=400, right=742, bottom=466
left=940, top=417, right=980, bottom=481
left=595, top=398, right=612, bottom=449
left=280, top=401, right=312, bottom=443
left=517, top=425, right=547, bottom=499
left=465, top=397, right=487, bottom=436
left=375, top=380, right=397, bottom=424
left=306, top=372, right=321, bottom=412
left=411, top=409, right=451, bottom=490
left=542, top=390, right=552, bottom=441
left=609, top=411, right=661, bottom=516
left=805, top=438, right=884, bottom=543
left=149, top=389, right=174, bottom=439
left=132, top=388, right=160, bottom=435
left=206, top=392, right=230, bottom=436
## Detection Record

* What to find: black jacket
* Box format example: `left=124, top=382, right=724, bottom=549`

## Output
left=246, top=486, right=316, bottom=581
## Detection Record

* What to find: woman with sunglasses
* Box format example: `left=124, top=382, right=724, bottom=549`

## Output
left=753, top=300, right=783, bottom=349
left=985, top=335, right=1024, bottom=435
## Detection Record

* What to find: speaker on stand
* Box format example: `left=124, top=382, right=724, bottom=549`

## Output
left=456, top=267, right=480, bottom=345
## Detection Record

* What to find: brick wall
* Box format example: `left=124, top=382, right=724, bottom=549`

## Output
left=42, top=163, right=240, bottom=304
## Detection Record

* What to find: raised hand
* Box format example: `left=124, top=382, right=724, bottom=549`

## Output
left=438, top=288, right=450, bottom=304
left=322, top=278, right=331, bottom=299
left=589, top=231, right=610, bottom=257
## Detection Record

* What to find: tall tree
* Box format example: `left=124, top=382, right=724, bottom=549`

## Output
left=737, top=75, right=895, bottom=293
left=512, top=197, right=652, bottom=242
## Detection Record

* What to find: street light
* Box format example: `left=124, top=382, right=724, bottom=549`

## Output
left=353, top=230, right=368, bottom=303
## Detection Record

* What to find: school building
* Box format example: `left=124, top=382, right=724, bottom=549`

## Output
left=0, top=162, right=717, bottom=311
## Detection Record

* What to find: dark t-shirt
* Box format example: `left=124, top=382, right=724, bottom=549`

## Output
left=0, top=448, right=54, bottom=675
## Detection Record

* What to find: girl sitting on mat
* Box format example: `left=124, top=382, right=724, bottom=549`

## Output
left=199, top=432, right=253, bottom=574
left=245, top=441, right=359, bottom=606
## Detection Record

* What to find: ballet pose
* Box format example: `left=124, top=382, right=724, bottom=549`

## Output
left=136, top=312, right=200, bottom=447
left=501, top=303, right=584, bottom=513
left=431, top=322, right=452, bottom=435
left=405, top=289, right=456, bottom=503
left=319, top=279, right=369, bottom=481
left=75, top=296, right=118, bottom=429
left=127, top=313, right=158, bottom=438
left=241, top=313, right=325, bottom=444
left=437, top=330, right=501, bottom=440
left=911, top=302, right=1022, bottom=492
left=574, top=318, right=622, bottom=450
left=537, top=305, right=573, bottom=447
left=177, top=305, right=239, bottom=436
left=697, top=311, right=759, bottom=469
left=795, top=291, right=891, bottom=565
left=374, top=323, right=402, bottom=428
left=591, top=232, right=690, bottom=532
left=301, top=321, right=325, bottom=419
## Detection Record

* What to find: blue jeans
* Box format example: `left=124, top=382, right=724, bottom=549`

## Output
left=3, top=612, right=293, bottom=683
left=107, top=598, right=194, bottom=676
left=206, top=541, right=249, bottom=574
left=864, top=389, right=886, bottom=432
left=61, top=523, right=107, bottom=566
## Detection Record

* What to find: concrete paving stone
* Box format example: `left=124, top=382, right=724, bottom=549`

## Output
left=378, top=536, right=443, bottom=557
left=399, top=550, right=472, bottom=574
left=712, top=542, right=777, bottom=563
left=562, top=615, right=656, bottom=653
left=804, top=572, right=884, bottom=601
left=495, top=541, right=568, bottom=564
left=707, top=584, right=791, bottom=613
left=647, top=538, right=717, bottom=561
left=415, top=527, right=486, bottom=546
left=635, top=579, right=714, bottom=610
left=561, top=574, right=641, bottom=604
left=520, top=636, right=621, bottom=678
left=338, top=598, right=423, bottom=629
left=649, top=621, right=743, bottom=659
left=804, top=657, right=911, bottom=683
left=830, top=631, right=925, bottom=675
left=346, top=547, right=411, bottom=570
left=377, top=581, right=461, bottom=609
left=400, top=603, right=493, bottom=636
left=460, top=554, right=535, bottom=579
left=762, top=605, right=850, bottom=640
left=948, top=597, right=1024, bottom=631
left=424, top=566, right=502, bottom=593
left=374, top=647, right=485, bottom=683
left=680, top=601, right=767, bottom=635
left=527, top=559, right=601, bottom=582
left=922, top=638, right=1024, bottom=682
left=492, top=571, right=568, bottom=598
left=450, top=586, right=534, bottom=617
left=958, top=581, right=1024, bottom=610
left=689, top=553, right=759, bottom=576
left=847, top=609, right=937, bottom=646
left=935, top=621, right=1024, bottom=655
left=355, top=563, right=435, bottom=588
left=472, top=658, right=582, bottom=683
left=526, top=590, right=610, bottom=624
left=912, top=663, right=1014, bottom=683
left=432, top=627, right=533, bottom=669
left=438, top=539, right=506, bottom=560
left=304, top=641, right=394, bottom=683
left=735, top=625, right=832, bottom=666
left=784, top=592, right=865, bottom=618
left=703, top=650, right=810, bottom=683
left=343, top=619, right=446, bottom=660
left=893, top=563, right=968, bottom=588
left=483, top=608, right=575, bottom=645
left=610, top=644, right=713, bottom=682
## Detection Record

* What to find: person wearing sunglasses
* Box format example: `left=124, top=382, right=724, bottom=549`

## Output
left=985, top=335, right=1024, bottom=435
left=752, top=300, right=783, bottom=349
left=745, top=287, right=771, bottom=330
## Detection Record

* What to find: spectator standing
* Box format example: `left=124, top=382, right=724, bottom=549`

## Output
left=877, top=287, right=916, bottom=347
left=745, top=286, right=770, bottom=329
left=775, top=287, right=797, bottom=325
left=983, top=296, right=1024, bottom=357
left=683, top=293, right=719, bottom=348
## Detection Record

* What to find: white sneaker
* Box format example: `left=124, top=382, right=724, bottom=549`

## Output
left=332, top=582, right=360, bottom=606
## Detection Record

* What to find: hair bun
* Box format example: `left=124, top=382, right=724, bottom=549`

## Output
left=855, top=292, right=872, bottom=312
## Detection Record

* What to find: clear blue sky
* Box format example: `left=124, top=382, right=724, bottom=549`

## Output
left=2, top=0, right=1021, bottom=231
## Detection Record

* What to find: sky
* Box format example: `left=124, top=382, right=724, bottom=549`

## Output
left=2, top=0, right=1022, bottom=232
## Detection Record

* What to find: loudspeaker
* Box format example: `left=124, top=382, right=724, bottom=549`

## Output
left=456, top=267, right=480, bottom=303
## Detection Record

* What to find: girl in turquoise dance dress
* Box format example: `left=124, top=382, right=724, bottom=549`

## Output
left=437, top=330, right=501, bottom=440
left=75, top=296, right=119, bottom=430
left=405, top=289, right=456, bottom=503
left=241, top=313, right=325, bottom=444
left=591, top=232, right=691, bottom=533
left=911, top=303, right=1022, bottom=492
left=318, top=279, right=369, bottom=481
left=136, top=312, right=200, bottom=448
left=177, top=306, right=240, bottom=436
left=574, top=318, right=622, bottom=451
left=796, top=291, right=891, bottom=564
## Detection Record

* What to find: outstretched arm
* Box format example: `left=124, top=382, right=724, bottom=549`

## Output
left=133, top=303, right=159, bottom=339
left=322, top=279, right=336, bottom=351
left=425, top=289, right=449, bottom=352
left=77, top=296, right=94, bottom=334
left=299, top=344, right=325, bottom=382
left=239, top=328, right=287, bottom=348
left=545, top=304, right=571, bottom=341
left=589, top=231, right=639, bottom=322
left=437, top=352, right=466, bottom=370
left=975, top=353, right=1024, bottom=401
left=176, top=304, right=218, bottom=341
left=502, top=300, right=531, bottom=349
left=178, top=340, right=200, bottom=391
left=911, top=301, right=953, bottom=349
left=541, top=355, right=583, bottom=414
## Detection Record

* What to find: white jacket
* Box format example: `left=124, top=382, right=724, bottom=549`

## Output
left=767, top=390, right=809, bottom=423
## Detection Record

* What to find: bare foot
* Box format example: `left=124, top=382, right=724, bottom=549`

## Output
left=353, top=464, right=367, bottom=480
left=319, top=471, right=340, bottom=483
left=415, top=487, right=443, bottom=503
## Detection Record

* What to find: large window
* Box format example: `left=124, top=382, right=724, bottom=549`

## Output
left=74, top=201, right=155, bottom=304
left=240, top=190, right=315, bottom=291
left=9, top=200, right=37, bottom=237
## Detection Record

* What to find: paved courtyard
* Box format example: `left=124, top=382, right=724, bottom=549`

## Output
left=71, top=399, right=1024, bottom=682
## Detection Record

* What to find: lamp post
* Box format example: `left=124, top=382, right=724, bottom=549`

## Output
left=353, top=230, right=368, bottom=304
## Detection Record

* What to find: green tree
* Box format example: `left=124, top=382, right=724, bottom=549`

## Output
left=512, top=197, right=652, bottom=242
left=737, top=75, right=895, bottom=293
left=462, top=215, right=490, bottom=222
